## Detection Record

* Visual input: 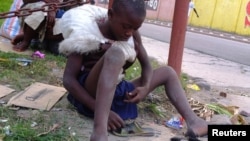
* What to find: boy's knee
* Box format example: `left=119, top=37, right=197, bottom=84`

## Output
left=103, top=47, right=126, bottom=65
left=163, top=65, right=174, bottom=72
left=161, top=66, right=178, bottom=76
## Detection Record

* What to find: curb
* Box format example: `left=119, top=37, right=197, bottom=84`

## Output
left=144, top=19, right=250, bottom=44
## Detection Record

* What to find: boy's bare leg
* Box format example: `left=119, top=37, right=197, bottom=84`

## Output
left=13, top=40, right=30, bottom=52
left=84, top=47, right=126, bottom=141
left=132, top=66, right=207, bottom=137
left=13, top=24, right=36, bottom=52
left=161, top=67, right=207, bottom=137
left=12, top=33, right=24, bottom=45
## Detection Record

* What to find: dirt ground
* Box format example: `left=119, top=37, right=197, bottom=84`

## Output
left=11, top=73, right=250, bottom=141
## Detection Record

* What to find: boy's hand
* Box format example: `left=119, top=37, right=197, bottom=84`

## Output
left=108, top=111, right=125, bottom=131
left=124, top=86, right=147, bottom=103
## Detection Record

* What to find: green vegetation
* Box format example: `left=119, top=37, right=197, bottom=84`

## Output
left=0, top=106, right=79, bottom=141
left=0, top=0, right=13, bottom=25
left=0, top=0, right=12, bottom=12
left=0, top=51, right=67, bottom=90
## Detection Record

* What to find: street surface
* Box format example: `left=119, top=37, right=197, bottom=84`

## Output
left=139, top=22, right=250, bottom=66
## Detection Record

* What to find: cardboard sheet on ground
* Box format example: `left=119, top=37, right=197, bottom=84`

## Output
left=0, top=36, right=32, bottom=55
left=7, top=82, right=67, bottom=111
left=0, top=85, right=15, bottom=98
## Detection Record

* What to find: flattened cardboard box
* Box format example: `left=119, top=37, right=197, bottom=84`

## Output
left=7, top=82, right=66, bottom=111
left=0, top=85, right=15, bottom=98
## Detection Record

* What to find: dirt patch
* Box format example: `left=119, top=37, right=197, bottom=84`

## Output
left=1, top=57, right=249, bottom=140
left=34, top=79, right=250, bottom=141
left=11, top=76, right=249, bottom=141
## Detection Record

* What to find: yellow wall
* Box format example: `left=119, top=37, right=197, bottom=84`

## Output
left=95, top=0, right=250, bottom=36
left=188, top=0, right=216, bottom=28
left=189, top=0, right=250, bottom=36
left=236, top=0, right=250, bottom=35
left=211, top=0, right=241, bottom=32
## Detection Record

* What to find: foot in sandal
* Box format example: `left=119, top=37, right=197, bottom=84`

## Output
left=112, top=121, right=156, bottom=137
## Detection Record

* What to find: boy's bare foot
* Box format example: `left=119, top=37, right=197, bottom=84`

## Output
left=11, top=34, right=24, bottom=45
left=185, top=117, right=208, bottom=138
left=13, top=41, right=29, bottom=52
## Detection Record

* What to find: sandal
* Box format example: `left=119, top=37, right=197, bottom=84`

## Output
left=111, top=121, right=155, bottom=137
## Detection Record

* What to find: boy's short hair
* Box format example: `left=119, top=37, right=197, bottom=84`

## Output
left=112, top=0, right=146, bottom=18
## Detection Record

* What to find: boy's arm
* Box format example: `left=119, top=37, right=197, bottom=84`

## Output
left=63, top=53, right=96, bottom=111
left=63, top=53, right=124, bottom=130
left=125, top=31, right=153, bottom=103
left=44, top=0, right=61, bottom=29
left=133, top=31, right=153, bottom=90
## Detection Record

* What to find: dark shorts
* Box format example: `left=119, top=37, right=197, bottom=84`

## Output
left=67, top=72, right=138, bottom=120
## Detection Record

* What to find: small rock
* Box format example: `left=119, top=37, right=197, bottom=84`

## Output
left=239, top=110, right=250, bottom=117
left=219, top=92, right=227, bottom=97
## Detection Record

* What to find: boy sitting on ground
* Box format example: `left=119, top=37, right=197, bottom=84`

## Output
left=59, top=1, right=208, bottom=141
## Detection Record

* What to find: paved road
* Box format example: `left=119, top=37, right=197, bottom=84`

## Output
left=139, top=21, right=250, bottom=66
left=141, top=36, right=250, bottom=88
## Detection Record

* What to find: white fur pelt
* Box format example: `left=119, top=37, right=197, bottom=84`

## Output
left=59, top=34, right=102, bottom=56
left=58, top=4, right=136, bottom=62
left=58, top=5, right=107, bottom=56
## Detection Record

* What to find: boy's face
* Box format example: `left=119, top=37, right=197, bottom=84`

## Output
left=108, top=9, right=145, bottom=41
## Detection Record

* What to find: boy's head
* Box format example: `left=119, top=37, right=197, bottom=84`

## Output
left=108, top=0, right=146, bottom=41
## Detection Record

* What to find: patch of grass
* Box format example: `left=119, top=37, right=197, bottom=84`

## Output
left=0, top=0, right=13, bottom=25
left=145, top=103, right=166, bottom=118
left=0, top=0, right=12, bottom=12
left=125, top=58, right=189, bottom=93
left=180, top=72, right=189, bottom=91
left=124, top=59, right=141, bottom=80
left=0, top=51, right=66, bottom=90
left=0, top=107, right=78, bottom=141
